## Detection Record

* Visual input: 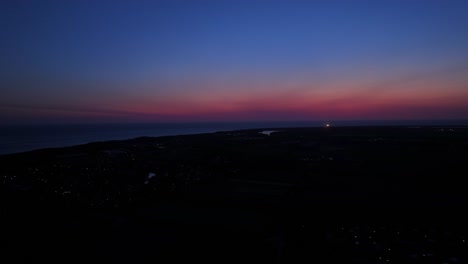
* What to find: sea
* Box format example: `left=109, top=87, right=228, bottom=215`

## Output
left=0, top=120, right=466, bottom=155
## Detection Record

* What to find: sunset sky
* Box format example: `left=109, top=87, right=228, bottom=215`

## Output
left=1, top=0, right=468, bottom=123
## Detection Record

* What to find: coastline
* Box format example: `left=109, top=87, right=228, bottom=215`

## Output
left=2, top=121, right=468, bottom=155
left=2, top=126, right=468, bottom=263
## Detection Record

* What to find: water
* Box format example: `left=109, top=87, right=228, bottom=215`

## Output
left=0, top=120, right=466, bottom=155
left=0, top=122, right=318, bottom=155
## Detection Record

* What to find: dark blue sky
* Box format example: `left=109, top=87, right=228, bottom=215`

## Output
left=1, top=0, right=468, bottom=123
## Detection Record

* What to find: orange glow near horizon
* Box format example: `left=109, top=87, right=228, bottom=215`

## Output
left=3, top=1, right=468, bottom=124
left=2, top=70, right=468, bottom=123
left=92, top=78, right=468, bottom=121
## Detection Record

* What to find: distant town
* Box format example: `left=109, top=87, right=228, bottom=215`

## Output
left=2, top=126, right=467, bottom=263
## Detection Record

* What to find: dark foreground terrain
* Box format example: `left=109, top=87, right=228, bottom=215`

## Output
left=2, top=126, right=467, bottom=263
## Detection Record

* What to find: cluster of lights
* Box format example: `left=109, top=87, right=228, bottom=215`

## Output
left=334, top=225, right=467, bottom=263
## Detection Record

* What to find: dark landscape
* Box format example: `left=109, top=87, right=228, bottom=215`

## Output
left=3, top=1, right=468, bottom=262
left=2, top=126, right=467, bottom=263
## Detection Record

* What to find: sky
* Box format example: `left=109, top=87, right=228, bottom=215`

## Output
left=1, top=0, right=468, bottom=124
